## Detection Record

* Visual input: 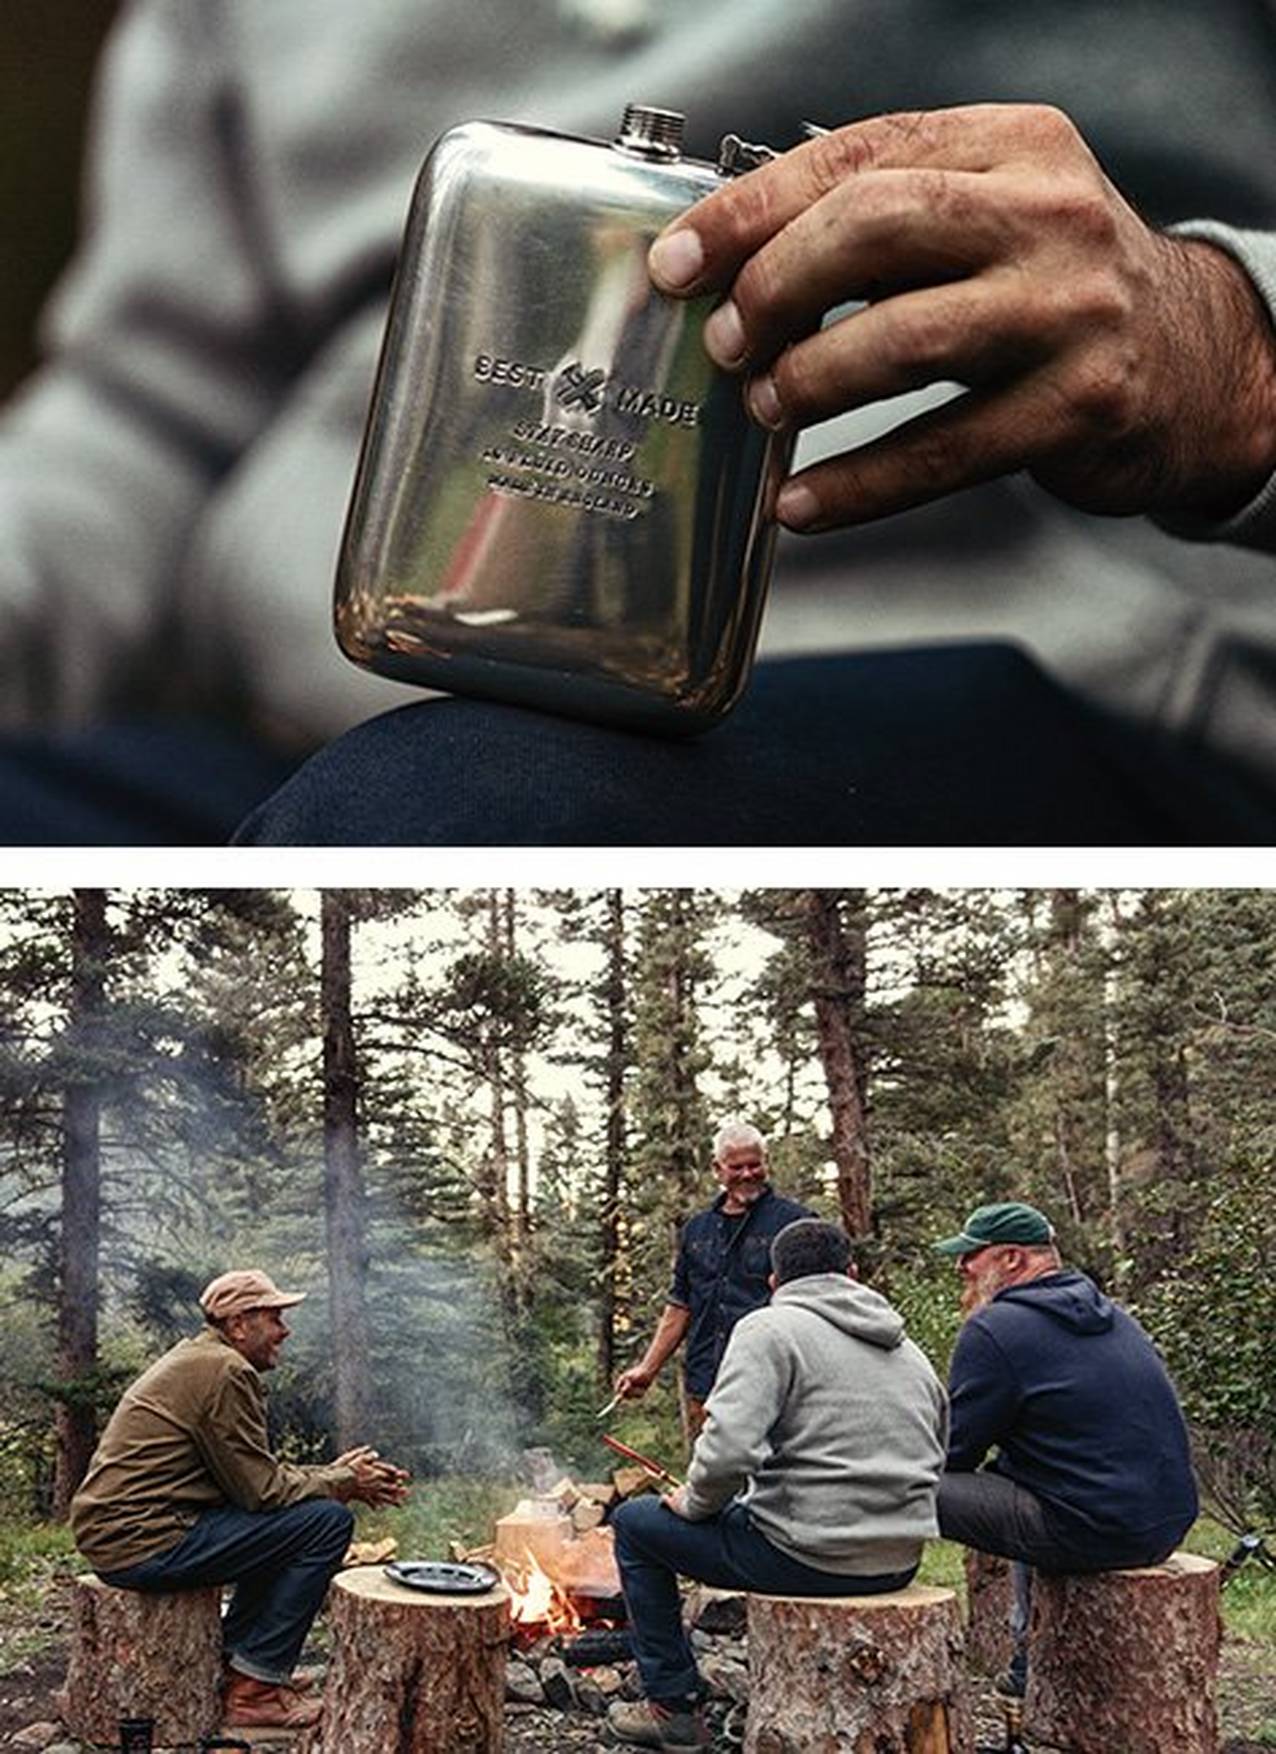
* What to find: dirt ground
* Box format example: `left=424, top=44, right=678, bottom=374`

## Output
left=2, top=1571, right=1273, bottom=1751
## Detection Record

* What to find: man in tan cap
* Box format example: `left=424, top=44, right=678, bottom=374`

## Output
left=71, top=1269, right=408, bottom=1732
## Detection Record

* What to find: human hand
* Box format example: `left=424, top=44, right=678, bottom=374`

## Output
left=335, top=1447, right=411, bottom=1506
left=648, top=104, right=1276, bottom=531
left=613, top=1366, right=654, bottom=1401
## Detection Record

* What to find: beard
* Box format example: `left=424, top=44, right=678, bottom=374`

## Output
left=960, top=1260, right=1009, bottom=1318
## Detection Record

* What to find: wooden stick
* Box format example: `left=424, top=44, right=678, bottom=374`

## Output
left=600, top=1432, right=682, bottom=1488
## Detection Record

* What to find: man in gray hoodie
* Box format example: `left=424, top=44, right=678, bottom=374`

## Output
left=608, top=1218, right=947, bottom=1751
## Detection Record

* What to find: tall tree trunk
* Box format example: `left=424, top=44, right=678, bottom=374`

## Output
left=52, top=889, right=107, bottom=1520
left=803, top=890, right=872, bottom=1240
left=598, top=890, right=626, bottom=1389
left=502, top=890, right=533, bottom=1318
left=321, top=891, right=372, bottom=1449
left=1048, top=888, right=1087, bottom=1224
left=1102, top=894, right=1127, bottom=1285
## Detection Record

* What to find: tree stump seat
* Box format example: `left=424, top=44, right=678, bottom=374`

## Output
left=311, top=1567, right=510, bottom=1753
left=744, top=1583, right=973, bottom=1753
left=1025, top=1551, right=1221, bottom=1754
left=63, top=1574, right=223, bottom=1748
left=962, top=1549, right=1015, bottom=1676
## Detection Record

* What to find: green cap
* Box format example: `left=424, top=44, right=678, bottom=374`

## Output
left=934, top=1200, right=1055, bottom=1255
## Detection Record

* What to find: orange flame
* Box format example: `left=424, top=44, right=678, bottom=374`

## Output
left=505, top=1547, right=584, bottom=1639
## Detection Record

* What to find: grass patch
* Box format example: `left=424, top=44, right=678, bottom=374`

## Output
left=0, top=1520, right=78, bottom=1588
left=353, top=1475, right=521, bottom=1558
left=917, top=1539, right=966, bottom=1597
left=917, top=1516, right=1276, bottom=1648
left=0, top=1521, right=82, bottom=1672
left=1185, top=1517, right=1276, bottom=1645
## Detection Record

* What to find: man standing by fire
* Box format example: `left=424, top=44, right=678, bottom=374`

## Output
left=608, top=1219, right=947, bottom=1750
left=70, top=1269, right=410, bottom=1733
left=613, top=1122, right=813, bottom=1435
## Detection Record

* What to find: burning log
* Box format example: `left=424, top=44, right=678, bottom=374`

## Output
left=745, top=1584, right=973, bottom=1754
left=62, top=1576, right=222, bottom=1749
left=1025, top=1552, right=1221, bottom=1754
left=559, top=1627, right=634, bottom=1667
left=313, top=1566, right=509, bottom=1753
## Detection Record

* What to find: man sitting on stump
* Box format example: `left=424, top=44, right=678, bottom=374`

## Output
left=70, top=1268, right=409, bottom=1731
left=934, top=1201, right=1198, bottom=1695
left=608, top=1218, right=947, bottom=1751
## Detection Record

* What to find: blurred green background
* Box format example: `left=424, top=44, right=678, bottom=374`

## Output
left=2, top=2, right=119, bottom=397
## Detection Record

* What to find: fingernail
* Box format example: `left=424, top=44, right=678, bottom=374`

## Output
left=648, top=227, right=704, bottom=290
left=704, top=300, right=746, bottom=367
left=777, top=481, right=820, bottom=529
left=749, top=375, right=785, bottom=429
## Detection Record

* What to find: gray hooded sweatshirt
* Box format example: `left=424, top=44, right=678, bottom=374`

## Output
left=682, top=1272, right=947, bottom=1576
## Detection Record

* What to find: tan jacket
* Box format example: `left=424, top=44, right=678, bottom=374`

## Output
left=70, top=1327, right=354, bottom=1572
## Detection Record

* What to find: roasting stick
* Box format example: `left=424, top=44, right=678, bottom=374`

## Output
left=595, top=1391, right=623, bottom=1421
left=601, top=1431, right=683, bottom=1490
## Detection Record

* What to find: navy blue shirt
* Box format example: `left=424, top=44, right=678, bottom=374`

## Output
left=947, top=1270, right=1198, bottom=1563
left=668, top=1186, right=813, bottom=1399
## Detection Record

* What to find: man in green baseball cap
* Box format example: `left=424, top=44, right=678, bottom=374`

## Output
left=932, top=1199, right=1197, bottom=1697
left=933, top=1200, right=1056, bottom=1256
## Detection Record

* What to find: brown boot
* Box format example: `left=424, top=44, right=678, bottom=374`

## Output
left=224, top=1657, right=321, bottom=1694
left=223, top=1670, right=323, bottom=1729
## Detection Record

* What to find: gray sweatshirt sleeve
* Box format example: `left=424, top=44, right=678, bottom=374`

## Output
left=682, top=1314, right=790, bottom=1520
left=0, top=0, right=287, bottom=723
left=1157, top=221, right=1276, bottom=555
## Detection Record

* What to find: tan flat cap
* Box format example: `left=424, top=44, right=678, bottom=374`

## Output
left=200, top=1269, right=306, bottom=1322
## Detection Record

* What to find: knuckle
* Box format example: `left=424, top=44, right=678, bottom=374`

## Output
left=732, top=249, right=784, bottom=332
left=803, top=124, right=879, bottom=194
left=1056, top=180, right=1118, bottom=249
left=801, top=110, right=932, bottom=194
left=1068, top=266, right=1133, bottom=330
left=906, top=426, right=961, bottom=492
left=771, top=343, right=819, bottom=416
left=1019, top=102, right=1084, bottom=153
left=1063, top=350, right=1141, bottom=433
left=878, top=301, right=952, bottom=379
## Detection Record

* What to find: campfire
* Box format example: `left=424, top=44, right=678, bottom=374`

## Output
left=504, top=1547, right=585, bottom=1643
left=457, top=1473, right=631, bottom=1650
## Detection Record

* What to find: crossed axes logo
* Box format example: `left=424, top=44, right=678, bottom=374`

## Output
left=555, top=360, right=607, bottom=413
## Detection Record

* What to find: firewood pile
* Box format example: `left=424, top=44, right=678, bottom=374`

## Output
left=452, top=1464, right=659, bottom=1612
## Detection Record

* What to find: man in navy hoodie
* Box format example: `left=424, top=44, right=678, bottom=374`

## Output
left=934, top=1200, right=1197, bottom=1693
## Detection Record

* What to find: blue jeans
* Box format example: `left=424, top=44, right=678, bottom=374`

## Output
left=99, top=1499, right=354, bottom=1684
left=234, top=645, right=1272, bottom=846
left=611, top=1496, right=917, bottom=1707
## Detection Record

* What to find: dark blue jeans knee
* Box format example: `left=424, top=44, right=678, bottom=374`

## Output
left=101, top=1497, right=355, bottom=1685
left=611, top=1496, right=916, bottom=1706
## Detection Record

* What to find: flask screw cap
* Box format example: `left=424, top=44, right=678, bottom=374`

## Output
left=616, top=104, right=684, bottom=159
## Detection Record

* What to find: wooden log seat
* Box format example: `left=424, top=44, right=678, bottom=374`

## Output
left=312, top=1566, right=510, bottom=1754
left=1025, top=1551, right=1221, bottom=1754
left=962, top=1549, right=1016, bottom=1676
left=745, top=1583, right=974, bottom=1754
left=63, top=1574, right=223, bottom=1748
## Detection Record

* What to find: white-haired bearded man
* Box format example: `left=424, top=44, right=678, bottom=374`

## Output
left=613, top=1122, right=813, bottom=1433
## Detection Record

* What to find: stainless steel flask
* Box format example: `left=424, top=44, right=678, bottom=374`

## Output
left=334, top=105, right=793, bottom=735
